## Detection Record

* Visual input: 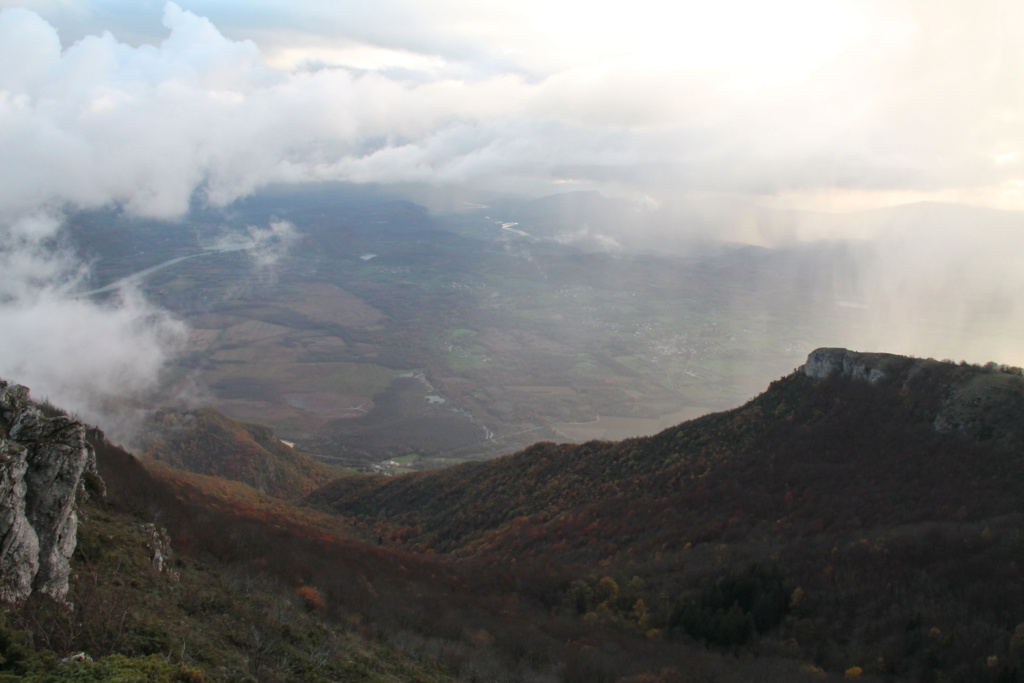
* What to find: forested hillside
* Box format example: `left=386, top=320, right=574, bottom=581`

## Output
left=3, top=349, right=1023, bottom=682
left=309, top=349, right=1024, bottom=681
left=140, top=406, right=340, bottom=499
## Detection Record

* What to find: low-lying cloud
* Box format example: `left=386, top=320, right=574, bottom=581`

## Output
left=5, top=1, right=1023, bottom=213
left=1, top=0, right=1023, bottom=430
left=208, top=219, right=298, bottom=268
left=0, top=213, right=185, bottom=431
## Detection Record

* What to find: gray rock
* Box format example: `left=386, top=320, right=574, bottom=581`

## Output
left=0, top=381, right=95, bottom=602
left=801, top=348, right=889, bottom=384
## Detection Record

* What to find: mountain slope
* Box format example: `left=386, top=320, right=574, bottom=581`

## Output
left=141, top=406, right=339, bottom=499
left=5, top=348, right=1023, bottom=682
left=310, top=348, right=1024, bottom=556
left=0, top=395, right=467, bottom=682
left=308, top=348, right=1024, bottom=680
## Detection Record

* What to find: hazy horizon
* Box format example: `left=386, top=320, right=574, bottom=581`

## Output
left=1, top=0, right=1022, bottom=430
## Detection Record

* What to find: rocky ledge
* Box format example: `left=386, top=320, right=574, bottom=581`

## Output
left=800, top=347, right=911, bottom=384
left=0, top=381, right=96, bottom=602
left=801, top=347, right=1024, bottom=447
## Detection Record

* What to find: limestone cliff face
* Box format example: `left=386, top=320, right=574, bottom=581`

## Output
left=0, top=381, right=96, bottom=602
left=801, top=347, right=897, bottom=384
left=801, top=347, right=1024, bottom=448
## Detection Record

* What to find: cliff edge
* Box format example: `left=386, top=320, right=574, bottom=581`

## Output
left=800, top=347, right=907, bottom=384
left=0, top=381, right=96, bottom=602
left=801, top=347, right=1024, bottom=447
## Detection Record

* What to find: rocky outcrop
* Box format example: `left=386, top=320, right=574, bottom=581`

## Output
left=801, top=347, right=897, bottom=384
left=0, top=381, right=96, bottom=602
left=931, top=368, right=1024, bottom=446
left=802, top=348, right=1024, bottom=448
left=142, top=522, right=174, bottom=576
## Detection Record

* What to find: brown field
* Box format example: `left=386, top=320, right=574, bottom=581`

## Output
left=504, top=385, right=578, bottom=397
left=205, top=392, right=378, bottom=441
left=297, top=336, right=348, bottom=355
left=283, top=283, right=385, bottom=328
left=281, top=392, right=373, bottom=419
left=203, top=361, right=392, bottom=396
left=177, top=328, right=221, bottom=353
left=210, top=344, right=301, bottom=364
left=218, top=320, right=293, bottom=345
left=477, top=327, right=575, bottom=354
left=163, top=283, right=396, bottom=447
left=209, top=398, right=324, bottom=437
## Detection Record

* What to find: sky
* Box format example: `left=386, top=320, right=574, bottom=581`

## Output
left=0, top=0, right=1022, bottom=426
left=2, top=0, right=1023, bottom=214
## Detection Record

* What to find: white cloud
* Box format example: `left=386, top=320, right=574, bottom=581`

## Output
left=0, top=213, right=186, bottom=433
left=208, top=219, right=298, bottom=267
left=0, top=1, right=1021, bottom=209
left=0, top=0, right=1023, bottom=423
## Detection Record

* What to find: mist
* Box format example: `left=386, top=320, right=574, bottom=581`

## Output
left=1, top=1, right=1022, bottom=436
left=0, top=212, right=185, bottom=432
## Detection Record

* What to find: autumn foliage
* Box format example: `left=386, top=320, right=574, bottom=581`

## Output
left=32, top=355, right=1024, bottom=682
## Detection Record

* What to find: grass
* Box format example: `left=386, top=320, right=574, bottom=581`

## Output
left=1, top=495, right=458, bottom=683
